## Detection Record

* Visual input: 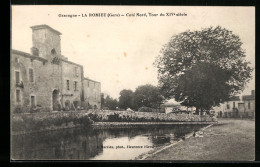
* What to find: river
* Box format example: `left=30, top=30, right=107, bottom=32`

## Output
left=11, top=124, right=206, bottom=160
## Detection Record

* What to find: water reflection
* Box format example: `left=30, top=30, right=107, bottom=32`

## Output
left=11, top=124, right=206, bottom=160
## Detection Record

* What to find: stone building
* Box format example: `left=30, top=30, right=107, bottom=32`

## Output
left=83, top=78, right=101, bottom=109
left=11, top=24, right=101, bottom=113
left=241, top=90, right=255, bottom=117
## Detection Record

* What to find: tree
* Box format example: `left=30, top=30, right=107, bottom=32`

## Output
left=133, top=84, right=164, bottom=110
left=155, top=26, right=253, bottom=113
left=103, top=95, right=118, bottom=110
left=118, top=89, right=134, bottom=110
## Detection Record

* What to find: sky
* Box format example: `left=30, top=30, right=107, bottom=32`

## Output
left=11, top=6, right=255, bottom=99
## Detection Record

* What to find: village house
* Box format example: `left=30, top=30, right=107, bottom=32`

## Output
left=11, top=24, right=101, bottom=113
left=161, top=102, right=196, bottom=114
left=213, top=90, right=255, bottom=118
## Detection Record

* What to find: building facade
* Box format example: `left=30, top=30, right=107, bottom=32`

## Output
left=83, top=78, right=101, bottom=109
left=11, top=25, right=101, bottom=113
left=213, top=90, right=255, bottom=118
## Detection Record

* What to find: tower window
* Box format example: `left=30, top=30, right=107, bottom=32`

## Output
left=51, top=49, right=57, bottom=54
left=15, top=57, right=19, bottom=63
left=248, top=102, right=251, bottom=109
left=67, top=80, right=70, bottom=90
left=31, top=96, right=36, bottom=107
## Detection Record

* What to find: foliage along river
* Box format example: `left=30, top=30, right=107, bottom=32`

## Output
left=11, top=124, right=207, bottom=160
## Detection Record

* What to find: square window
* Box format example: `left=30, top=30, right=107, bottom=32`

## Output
left=227, top=104, right=230, bottom=110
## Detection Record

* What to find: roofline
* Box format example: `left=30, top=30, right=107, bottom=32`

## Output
left=229, top=99, right=240, bottom=101
left=12, top=49, right=48, bottom=63
left=84, top=77, right=100, bottom=83
left=30, top=24, right=62, bottom=35
left=61, top=59, right=83, bottom=67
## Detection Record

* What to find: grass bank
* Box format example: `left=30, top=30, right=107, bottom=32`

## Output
left=11, top=111, right=93, bottom=134
left=88, top=110, right=216, bottom=122
left=142, top=118, right=255, bottom=161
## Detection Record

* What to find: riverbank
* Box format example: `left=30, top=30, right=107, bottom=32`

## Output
left=11, top=110, right=216, bottom=134
left=92, top=121, right=217, bottom=129
left=11, top=111, right=93, bottom=135
left=141, top=118, right=254, bottom=161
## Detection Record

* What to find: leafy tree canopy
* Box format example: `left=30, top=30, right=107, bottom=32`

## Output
left=103, top=95, right=118, bottom=110
left=133, top=84, right=164, bottom=110
left=118, top=89, right=134, bottom=110
left=155, top=26, right=253, bottom=111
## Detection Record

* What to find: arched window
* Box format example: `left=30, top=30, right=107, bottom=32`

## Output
left=51, top=48, right=57, bottom=54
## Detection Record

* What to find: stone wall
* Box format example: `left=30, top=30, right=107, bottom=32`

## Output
left=12, top=25, right=101, bottom=113
left=61, top=61, right=84, bottom=109
left=11, top=52, right=61, bottom=113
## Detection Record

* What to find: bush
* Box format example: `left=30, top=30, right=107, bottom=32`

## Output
left=81, top=101, right=88, bottom=110
left=138, top=107, right=153, bottom=112
left=11, top=112, right=94, bottom=132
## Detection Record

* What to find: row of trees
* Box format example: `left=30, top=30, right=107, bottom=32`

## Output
left=101, top=84, right=165, bottom=111
left=102, top=26, right=253, bottom=114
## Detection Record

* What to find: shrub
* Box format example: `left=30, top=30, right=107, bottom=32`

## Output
left=81, top=101, right=88, bottom=110
left=11, top=112, right=94, bottom=132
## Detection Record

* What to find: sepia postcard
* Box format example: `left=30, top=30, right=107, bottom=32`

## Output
left=10, top=5, right=255, bottom=161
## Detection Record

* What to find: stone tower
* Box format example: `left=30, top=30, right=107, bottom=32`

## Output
left=30, top=25, right=62, bottom=61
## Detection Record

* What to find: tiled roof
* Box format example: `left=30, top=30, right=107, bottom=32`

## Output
left=12, top=49, right=48, bottom=63
left=229, top=96, right=240, bottom=101
left=84, top=77, right=100, bottom=83
left=61, top=59, right=83, bottom=67
left=242, top=95, right=254, bottom=101
left=30, top=24, right=62, bottom=35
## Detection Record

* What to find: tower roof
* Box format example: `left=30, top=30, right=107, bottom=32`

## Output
left=30, top=24, right=62, bottom=35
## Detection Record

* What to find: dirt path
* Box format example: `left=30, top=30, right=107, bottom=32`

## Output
left=145, top=118, right=255, bottom=161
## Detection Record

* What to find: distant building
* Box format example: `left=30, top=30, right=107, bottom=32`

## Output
left=11, top=24, right=101, bottom=112
left=242, top=90, right=255, bottom=117
left=213, top=90, right=255, bottom=118
left=161, top=102, right=195, bottom=114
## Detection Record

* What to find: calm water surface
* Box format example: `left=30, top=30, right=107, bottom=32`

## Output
left=11, top=125, right=206, bottom=160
